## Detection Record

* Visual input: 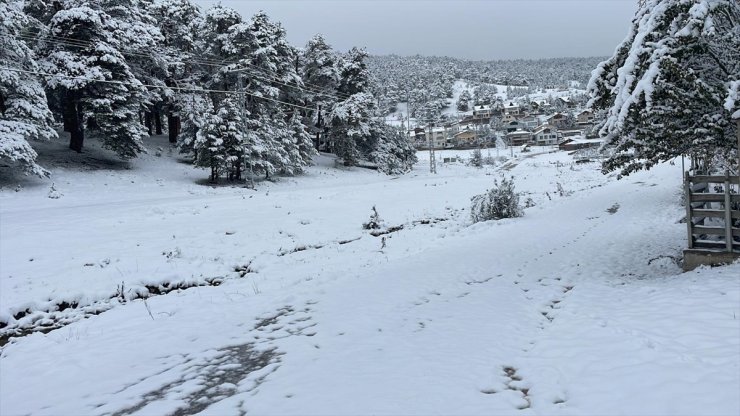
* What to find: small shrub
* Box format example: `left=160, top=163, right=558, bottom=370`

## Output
left=470, top=176, right=523, bottom=223
left=362, top=205, right=384, bottom=230
left=469, top=149, right=483, bottom=168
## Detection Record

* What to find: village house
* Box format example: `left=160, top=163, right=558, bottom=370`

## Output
left=548, top=112, right=570, bottom=129
left=529, top=99, right=549, bottom=114
left=560, top=129, right=584, bottom=138
left=472, top=105, right=493, bottom=118
left=558, top=137, right=604, bottom=151
left=577, top=109, right=595, bottom=126
left=427, top=126, right=448, bottom=149
left=502, top=113, right=517, bottom=124
left=506, top=129, right=532, bottom=146
left=520, top=115, right=539, bottom=129
left=557, top=96, right=576, bottom=108
left=532, top=124, right=559, bottom=146
left=454, top=129, right=477, bottom=147
left=506, top=120, right=523, bottom=133
left=504, top=101, right=521, bottom=116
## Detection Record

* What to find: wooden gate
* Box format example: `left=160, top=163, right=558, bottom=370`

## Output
left=684, top=172, right=740, bottom=253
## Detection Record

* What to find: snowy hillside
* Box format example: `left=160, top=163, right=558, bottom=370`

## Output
left=1, top=137, right=738, bottom=415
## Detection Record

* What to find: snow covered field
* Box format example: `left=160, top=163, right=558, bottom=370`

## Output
left=1, top=136, right=738, bottom=415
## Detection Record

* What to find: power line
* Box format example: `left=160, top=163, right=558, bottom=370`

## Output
left=13, top=25, right=353, bottom=101
left=0, top=66, right=315, bottom=111
left=13, top=31, right=351, bottom=102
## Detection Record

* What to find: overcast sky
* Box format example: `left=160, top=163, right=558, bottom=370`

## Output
left=192, top=0, right=638, bottom=60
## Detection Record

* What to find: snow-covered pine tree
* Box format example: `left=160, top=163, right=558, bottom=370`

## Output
left=149, top=0, right=204, bottom=143
left=178, top=91, right=212, bottom=159
left=192, top=96, right=255, bottom=181
left=366, top=120, right=417, bottom=175
left=457, top=89, right=471, bottom=111
left=588, top=0, right=740, bottom=176
left=216, top=10, right=309, bottom=178
left=327, top=92, right=375, bottom=166
left=302, top=34, right=341, bottom=149
left=193, top=110, right=224, bottom=182
left=338, top=47, right=369, bottom=97
left=40, top=3, right=148, bottom=158
left=100, top=0, right=168, bottom=139
left=0, top=0, right=56, bottom=177
left=202, top=7, right=246, bottom=100
left=289, top=113, right=318, bottom=169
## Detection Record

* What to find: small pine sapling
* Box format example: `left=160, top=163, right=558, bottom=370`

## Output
left=469, top=149, right=483, bottom=168
left=362, top=205, right=383, bottom=230
left=470, top=176, right=523, bottom=223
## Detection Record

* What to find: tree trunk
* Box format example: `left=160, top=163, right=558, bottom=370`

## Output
left=154, top=109, right=163, bottom=135
left=63, top=91, right=72, bottom=132
left=144, top=111, right=153, bottom=136
left=167, top=114, right=180, bottom=143
left=66, top=93, right=84, bottom=152
left=0, top=92, right=6, bottom=115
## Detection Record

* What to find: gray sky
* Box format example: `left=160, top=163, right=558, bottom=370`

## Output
left=192, top=0, right=637, bottom=60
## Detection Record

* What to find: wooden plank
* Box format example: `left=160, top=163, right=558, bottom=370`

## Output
left=692, top=226, right=740, bottom=237
left=725, top=179, right=733, bottom=252
left=689, top=175, right=740, bottom=184
left=691, top=209, right=740, bottom=219
left=690, top=183, right=708, bottom=193
left=690, top=193, right=740, bottom=203
left=693, top=240, right=740, bottom=251
left=685, top=173, right=693, bottom=249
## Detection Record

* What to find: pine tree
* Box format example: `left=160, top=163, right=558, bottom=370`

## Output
left=327, top=92, right=375, bottom=166
left=289, top=113, right=318, bottom=169
left=100, top=0, right=168, bottom=139
left=40, top=3, right=148, bottom=158
left=193, top=111, right=224, bottom=182
left=589, top=0, right=740, bottom=176
left=0, top=0, right=56, bottom=176
left=150, top=0, right=204, bottom=143
left=366, top=120, right=417, bottom=175
left=179, top=91, right=213, bottom=158
left=302, top=34, right=340, bottom=149
left=216, top=11, right=309, bottom=178
left=457, top=89, right=471, bottom=111
left=338, top=47, right=369, bottom=97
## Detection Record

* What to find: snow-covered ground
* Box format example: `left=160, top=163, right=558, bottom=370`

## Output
left=1, top=136, right=738, bottom=415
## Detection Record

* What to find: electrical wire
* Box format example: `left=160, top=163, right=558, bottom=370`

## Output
left=12, top=26, right=353, bottom=101
left=0, top=66, right=315, bottom=111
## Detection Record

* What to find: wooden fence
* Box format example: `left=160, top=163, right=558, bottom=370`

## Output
left=685, top=172, right=740, bottom=252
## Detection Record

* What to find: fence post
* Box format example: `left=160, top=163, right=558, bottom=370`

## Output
left=724, top=172, right=733, bottom=252
left=685, top=171, right=694, bottom=249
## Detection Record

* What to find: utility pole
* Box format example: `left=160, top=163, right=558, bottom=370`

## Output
left=406, top=89, right=411, bottom=134
left=427, top=119, right=436, bottom=174
left=316, top=104, right=322, bottom=151
left=736, top=118, right=739, bottom=174
left=238, top=75, right=254, bottom=188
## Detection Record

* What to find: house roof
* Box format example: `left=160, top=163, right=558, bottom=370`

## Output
left=506, top=130, right=531, bottom=137
left=560, top=137, right=603, bottom=145
left=533, top=124, right=557, bottom=134
left=548, top=112, right=567, bottom=120
left=454, top=130, right=476, bottom=138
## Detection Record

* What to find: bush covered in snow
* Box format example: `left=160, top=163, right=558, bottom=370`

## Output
left=470, top=176, right=523, bottom=223
left=469, top=149, right=483, bottom=168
